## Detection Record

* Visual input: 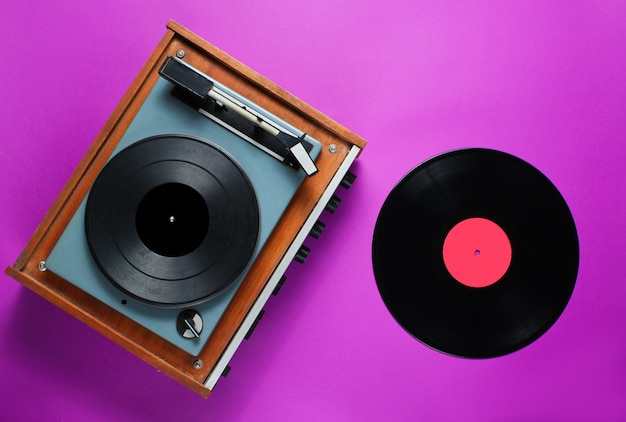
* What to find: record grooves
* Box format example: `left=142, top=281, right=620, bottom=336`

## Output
left=85, top=134, right=260, bottom=307
left=372, top=148, right=579, bottom=358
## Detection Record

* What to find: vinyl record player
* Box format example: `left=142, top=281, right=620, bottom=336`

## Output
left=6, top=20, right=366, bottom=397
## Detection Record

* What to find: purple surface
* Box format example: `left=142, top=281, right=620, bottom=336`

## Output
left=2, top=1, right=625, bottom=420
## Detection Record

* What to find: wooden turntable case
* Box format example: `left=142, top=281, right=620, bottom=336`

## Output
left=6, top=20, right=366, bottom=397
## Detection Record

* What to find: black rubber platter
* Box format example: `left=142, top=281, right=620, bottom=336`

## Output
left=85, top=134, right=259, bottom=307
left=372, top=148, right=579, bottom=358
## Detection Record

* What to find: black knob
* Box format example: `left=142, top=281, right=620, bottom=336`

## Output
left=244, top=310, right=265, bottom=340
left=309, top=220, right=326, bottom=239
left=272, top=275, right=287, bottom=296
left=295, top=245, right=310, bottom=263
left=221, top=365, right=232, bottom=377
left=340, top=171, right=356, bottom=189
left=176, top=309, right=204, bottom=339
left=325, top=195, right=341, bottom=213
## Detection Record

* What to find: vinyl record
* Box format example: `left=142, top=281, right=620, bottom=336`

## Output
left=85, top=134, right=259, bottom=307
left=372, top=148, right=578, bottom=358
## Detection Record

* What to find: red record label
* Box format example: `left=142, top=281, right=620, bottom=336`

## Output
left=442, top=217, right=512, bottom=288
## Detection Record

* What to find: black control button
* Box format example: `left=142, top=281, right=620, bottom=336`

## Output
left=272, top=275, right=287, bottom=296
left=340, top=171, right=356, bottom=189
left=310, top=220, right=326, bottom=239
left=295, top=246, right=311, bottom=263
left=244, top=310, right=266, bottom=340
left=325, top=195, right=341, bottom=213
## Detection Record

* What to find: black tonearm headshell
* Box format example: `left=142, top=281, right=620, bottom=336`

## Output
left=159, top=56, right=318, bottom=176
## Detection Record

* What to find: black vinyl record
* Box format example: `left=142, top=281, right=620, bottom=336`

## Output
left=85, top=134, right=259, bottom=307
left=372, top=148, right=578, bottom=358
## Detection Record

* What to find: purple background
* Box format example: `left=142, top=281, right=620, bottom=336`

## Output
left=2, top=1, right=625, bottom=420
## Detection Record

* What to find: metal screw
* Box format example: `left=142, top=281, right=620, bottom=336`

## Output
left=37, top=261, right=47, bottom=272
left=328, top=144, right=338, bottom=154
left=176, top=49, right=186, bottom=59
left=193, top=359, right=203, bottom=369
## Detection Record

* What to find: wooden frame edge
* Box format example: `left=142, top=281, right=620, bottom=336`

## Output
left=166, top=20, right=367, bottom=151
